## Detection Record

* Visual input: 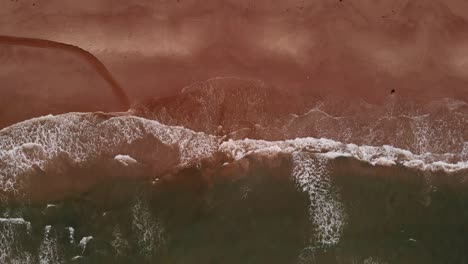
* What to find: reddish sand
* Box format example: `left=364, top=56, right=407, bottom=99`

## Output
left=1, top=0, right=468, bottom=128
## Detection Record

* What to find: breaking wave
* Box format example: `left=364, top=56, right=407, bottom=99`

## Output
left=0, top=113, right=218, bottom=196
left=0, top=110, right=465, bottom=197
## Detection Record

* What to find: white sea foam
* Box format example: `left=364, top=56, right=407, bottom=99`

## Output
left=66, top=227, right=75, bottom=244
left=0, top=113, right=465, bottom=196
left=79, top=236, right=93, bottom=254
left=292, top=153, right=345, bottom=246
left=111, top=226, right=130, bottom=256
left=0, top=217, right=32, bottom=263
left=114, top=154, right=138, bottom=166
left=132, top=197, right=166, bottom=256
left=220, top=138, right=468, bottom=173
left=71, top=256, right=83, bottom=261
left=0, top=218, right=31, bottom=227
left=0, top=113, right=219, bottom=192
left=39, top=225, right=62, bottom=264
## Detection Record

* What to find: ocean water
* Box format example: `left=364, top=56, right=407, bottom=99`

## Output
left=0, top=157, right=467, bottom=263
left=0, top=78, right=467, bottom=263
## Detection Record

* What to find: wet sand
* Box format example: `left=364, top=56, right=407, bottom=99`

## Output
left=1, top=0, right=468, bottom=128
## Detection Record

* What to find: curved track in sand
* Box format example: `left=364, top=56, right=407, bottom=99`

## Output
left=0, top=35, right=130, bottom=109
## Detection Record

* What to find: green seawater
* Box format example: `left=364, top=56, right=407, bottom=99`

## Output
left=1, top=160, right=468, bottom=264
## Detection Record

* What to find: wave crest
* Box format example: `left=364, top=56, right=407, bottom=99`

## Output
left=0, top=113, right=218, bottom=193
